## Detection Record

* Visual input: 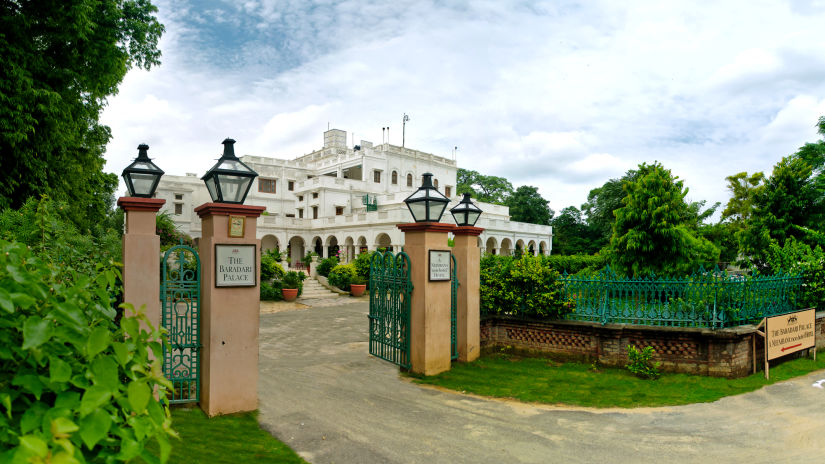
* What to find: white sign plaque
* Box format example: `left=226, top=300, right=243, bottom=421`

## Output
left=215, top=244, right=257, bottom=287
left=429, top=250, right=451, bottom=281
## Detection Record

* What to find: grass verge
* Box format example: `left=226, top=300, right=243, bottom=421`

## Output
left=146, top=408, right=307, bottom=464
left=409, top=350, right=825, bottom=408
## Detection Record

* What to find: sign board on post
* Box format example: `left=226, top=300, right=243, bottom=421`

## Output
left=215, top=244, right=256, bottom=287
left=429, top=250, right=451, bottom=281
left=766, top=308, right=815, bottom=360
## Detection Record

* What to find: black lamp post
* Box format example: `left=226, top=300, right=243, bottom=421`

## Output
left=121, top=143, right=164, bottom=197
left=450, top=193, right=483, bottom=227
left=201, top=138, right=258, bottom=204
left=403, top=173, right=450, bottom=222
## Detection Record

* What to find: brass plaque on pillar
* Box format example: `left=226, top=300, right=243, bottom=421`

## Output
left=228, top=215, right=245, bottom=237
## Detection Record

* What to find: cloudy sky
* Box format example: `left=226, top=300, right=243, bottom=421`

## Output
left=102, top=0, right=825, bottom=215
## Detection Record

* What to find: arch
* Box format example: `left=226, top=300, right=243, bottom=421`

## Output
left=311, top=235, right=323, bottom=257
left=500, top=238, right=513, bottom=256
left=528, top=240, right=537, bottom=256
left=261, top=234, right=279, bottom=253
left=539, top=241, right=548, bottom=255
left=485, top=237, right=498, bottom=255
left=325, top=235, right=340, bottom=260
left=406, top=173, right=413, bottom=187
left=344, top=236, right=355, bottom=262
left=391, top=170, right=398, bottom=185
left=357, top=236, right=368, bottom=255
left=375, top=233, right=392, bottom=252
left=287, top=236, right=305, bottom=267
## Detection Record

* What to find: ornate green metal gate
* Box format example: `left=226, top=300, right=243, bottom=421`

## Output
left=450, top=253, right=459, bottom=361
left=369, top=251, right=413, bottom=368
left=160, top=244, right=201, bottom=404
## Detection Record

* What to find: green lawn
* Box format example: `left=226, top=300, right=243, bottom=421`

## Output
left=147, top=408, right=307, bottom=464
left=410, top=350, right=825, bottom=408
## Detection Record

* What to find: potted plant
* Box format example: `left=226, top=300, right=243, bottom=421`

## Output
left=350, top=275, right=367, bottom=297
left=281, top=271, right=304, bottom=302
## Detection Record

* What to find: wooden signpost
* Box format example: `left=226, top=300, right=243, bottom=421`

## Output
left=754, top=308, right=816, bottom=379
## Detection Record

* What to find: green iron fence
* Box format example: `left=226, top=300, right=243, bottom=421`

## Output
left=160, top=243, right=201, bottom=404
left=368, top=250, right=412, bottom=368
left=563, top=266, right=802, bottom=329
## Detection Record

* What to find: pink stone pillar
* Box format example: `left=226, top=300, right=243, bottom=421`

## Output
left=117, top=197, right=165, bottom=330
left=397, top=222, right=456, bottom=376
left=195, top=203, right=265, bottom=417
left=453, top=226, right=483, bottom=362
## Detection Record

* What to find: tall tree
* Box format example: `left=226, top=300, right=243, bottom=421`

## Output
left=506, top=185, right=554, bottom=225
left=581, top=169, right=639, bottom=250
left=456, top=168, right=514, bottom=205
left=550, top=206, right=601, bottom=255
left=0, top=1, right=164, bottom=229
left=610, top=162, right=719, bottom=277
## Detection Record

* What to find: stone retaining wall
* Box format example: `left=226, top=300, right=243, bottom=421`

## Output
left=480, top=311, right=825, bottom=378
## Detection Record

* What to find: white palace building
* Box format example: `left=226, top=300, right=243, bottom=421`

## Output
left=156, top=129, right=553, bottom=264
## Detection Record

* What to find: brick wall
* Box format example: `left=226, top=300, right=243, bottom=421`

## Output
left=480, top=311, right=825, bottom=378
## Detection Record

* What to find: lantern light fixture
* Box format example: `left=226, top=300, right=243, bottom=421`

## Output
left=450, top=193, right=483, bottom=227
left=403, top=172, right=450, bottom=222
left=201, top=138, right=258, bottom=204
left=121, top=143, right=164, bottom=198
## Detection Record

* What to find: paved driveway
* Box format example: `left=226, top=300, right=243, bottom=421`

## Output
left=257, top=301, right=825, bottom=464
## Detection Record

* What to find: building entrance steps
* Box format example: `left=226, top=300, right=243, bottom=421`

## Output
left=300, top=277, right=343, bottom=300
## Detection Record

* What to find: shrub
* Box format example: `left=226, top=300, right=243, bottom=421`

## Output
left=260, top=280, right=283, bottom=301
left=282, top=271, right=306, bottom=296
left=626, top=345, right=661, bottom=379
left=0, top=240, right=174, bottom=463
left=261, top=253, right=285, bottom=282
left=352, top=252, right=372, bottom=283
left=766, top=237, right=825, bottom=310
left=480, top=254, right=571, bottom=319
left=316, top=257, right=339, bottom=278
left=328, top=264, right=358, bottom=291
left=541, top=253, right=607, bottom=275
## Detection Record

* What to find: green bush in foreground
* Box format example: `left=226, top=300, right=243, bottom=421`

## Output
left=328, top=264, right=358, bottom=291
left=0, top=240, right=175, bottom=463
left=480, top=254, right=570, bottom=318
left=315, top=257, right=339, bottom=278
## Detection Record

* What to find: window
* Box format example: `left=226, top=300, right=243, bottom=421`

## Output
left=174, top=194, right=183, bottom=200
left=336, top=206, right=344, bottom=215
left=258, top=178, right=276, bottom=193
left=374, top=170, right=381, bottom=183
left=174, top=203, right=182, bottom=215
left=312, top=192, right=318, bottom=199
left=407, top=174, right=413, bottom=187
left=391, top=171, right=398, bottom=184
left=288, top=181, right=295, bottom=191
left=298, top=208, right=304, bottom=218
left=312, top=206, right=318, bottom=219
left=298, top=195, right=304, bottom=201
left=445, top=186, right=451, bottom=197
left=285, top=213, right=295, bottom=218
left=434, top=179, right=439, bottom=189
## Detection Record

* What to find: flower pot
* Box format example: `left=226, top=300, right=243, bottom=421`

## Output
left=282, top=288, right=298, bottom=301
left=350, top=284, right=366, bottom=297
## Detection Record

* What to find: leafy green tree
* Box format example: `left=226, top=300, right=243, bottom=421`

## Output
left=765, top=237, right=825, bottom=310
left=506, top=185, right=554, bottom=225
left=456, top=168, right=514, bottom=205
left=581, top=169, right=639, bottom=250
left=739, top=155, right=825, bottom=265
left=721, top=172, right=765, bottom=224
left=550, top=206, right=601, bottom=255
left=609, top=162, right=719, bottom=277
left=0, top=1, right=164, bottom=230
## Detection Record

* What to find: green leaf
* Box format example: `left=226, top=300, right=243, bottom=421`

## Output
left=79, top=385, right=111, bottom=417
left=79, top=409, right=112, bottom=449
left=86, top=326, right=109, bottom=359
left=51, top=417, right=79, bottom=437
left=0, top=287, right=13, bottom=313
left=12, top=374, right=44, bottom=400
left=111, top=342, right=132, bottom=367
left=49, top=356, right=72, bottom=383
left=91, top=356, right=119, bottom=390
left=122, top=317, right=139, bottom=339
left=54, top=391, right=80, bottom=410
left=51, top=451, right=81, bottom=464
left=22, top=316, right=51, bottom=349
left=0, top=393, right=11, bottom=419
left=11, top=292, right=36, bottom=309
left=127, top=381, right=150, bottom=413
left=19, top=435, right=48, bottom=457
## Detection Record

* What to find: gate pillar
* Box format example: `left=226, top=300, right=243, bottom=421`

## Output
left=117, top=197, right=165, bottom=329
left=453, top=226, right=484, bottom=362
left=195, top=203, right=265, bottom=417
left=397, top=222, right=456, bottom=376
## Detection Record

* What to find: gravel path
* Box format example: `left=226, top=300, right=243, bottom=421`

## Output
left=257, top=301, right=825, bottom=464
